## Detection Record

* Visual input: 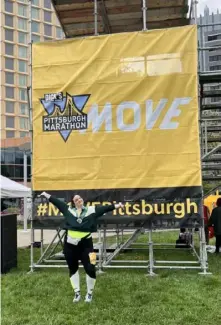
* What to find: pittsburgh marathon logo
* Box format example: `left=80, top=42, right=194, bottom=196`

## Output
left=40, top=92, right=90, bottom=142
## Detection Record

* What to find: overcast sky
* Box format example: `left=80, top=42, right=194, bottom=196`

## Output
left=197, top=0, right=221, bottom=15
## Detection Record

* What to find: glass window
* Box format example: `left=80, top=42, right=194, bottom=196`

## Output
left=56, top=27, right=63, bottom=39
left=20, top=103, right=28, bottom=115
left=5, top=14, right=13, bottom=27
left=5, top=72, right=14, bottom=84
left=27, top=155, right=31, bottom=165
left=18, top=18, right=27, bottom=31
left=15, top=151, right=23, bottom=164
left=5, top=57, right=14, bottom=70
left=6, top=116, right=15, bottom=128
left=27, top=165, right=31, bottom=180
left=44, top=37, right=51, bottom=41
left=15, top=166, right=24, bottom=179
left=208, top=35, right=216, bottom=41
left=210, top=65, right=221, bottom=71
left=5, top=43, right=14, bottom=56
left=18, top=31, right=27, bottom=44
left=55, top=16, right=60, bottom=25
left=18, top=4, right=27, bottom=17
left=6, top=86, right=14, bottom=99
left=32, top=0, right=39, bottom=6
left=32, top=7, right=40, bottom=20
left=20, top=117, right=29, bottom=129
left=19, top=88, right=27, bottom=101
left=18, top=46, right=28, bottom=58
left=19, top=74, right=27, bottom=86
left=209, top=55, right=221, bottom=62
left=5, top=101, right=15, bottom=113
left=44, top=0, right=51, bottom=9
left=32, top=21, right=40, bottom=33
left=32, top=34, right=41, bottom=42
left=5, top=29, right=13, bottom=41
left=44, top=11, right=51, bottom=23
left=15, top=166, right=23, bottom=178
left=5, top=1, right=13, bottom=13
left=1, top=165, right=15, bottom=179
left=3, top=149, right=15, bottom=164
left=44, top=24, right=52, bottom=36
left=18, top=60, right=27, bottom=72
left=1, top=150, right=5, bottom=164
left=20, top=131, right=29, bottom=138
left=15, top=166, right=24, bottom=180
left=208, top=34, right=221, bottom=41
left=6, top=131, right=15, bottom=138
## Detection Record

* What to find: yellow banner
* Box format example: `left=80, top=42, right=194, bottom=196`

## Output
left=32, top=25, right=201, bottom=191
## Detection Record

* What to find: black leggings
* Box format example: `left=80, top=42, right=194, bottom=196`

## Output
left=63, top=236, right=96, bottom=279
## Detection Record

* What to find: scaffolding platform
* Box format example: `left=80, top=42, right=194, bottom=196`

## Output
left=206, top=137, right=221, bottom=143
left=202, top=154, right=221, bottom=162
left=202, top=90, right=221, bottom=98
left=206, top=126, right=221, bottom=132
left=199, top=72, right=221, bottom=84
left=52, top=0, right=190, bottom=38
left=25, top=0, right=216, bottom=275
left=202, top=175, right=221, bottom=181
left=202, top=164, right=221, bottom=171
left=201, top=103, right=221, bottom=111
left=201, top=115, right=221, bottom=121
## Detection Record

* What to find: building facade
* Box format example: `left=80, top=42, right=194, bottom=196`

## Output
left=198, top=6, right=221, bottom=107
left=1, top=0, right=64, bottom=183
left=0, top=0, right=64, bottom=141
left=1, top=138, right=31, bottom=183
left=198, top=6, right=221, bottom=74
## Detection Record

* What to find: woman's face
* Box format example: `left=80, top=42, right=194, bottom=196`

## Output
left=73, top=195, right=84, bottom=208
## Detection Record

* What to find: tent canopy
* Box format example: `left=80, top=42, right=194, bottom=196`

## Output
left=0, top=175, right=31, bottom=198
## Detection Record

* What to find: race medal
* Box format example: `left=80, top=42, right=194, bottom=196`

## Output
left=77, top=218, right=82, bottom=224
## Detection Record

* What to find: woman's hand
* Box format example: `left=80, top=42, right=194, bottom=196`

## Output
left=38, top=191, right=51, bottom=199
left=114, top=202, right=124, bottom=209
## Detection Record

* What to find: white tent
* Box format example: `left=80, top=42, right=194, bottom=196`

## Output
left=0, top=175, right=31, bottom=198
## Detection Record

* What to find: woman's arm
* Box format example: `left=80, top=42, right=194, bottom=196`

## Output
left=39, top=192, right=68, bottom=215
left=95, top=203, right=124, bottom=218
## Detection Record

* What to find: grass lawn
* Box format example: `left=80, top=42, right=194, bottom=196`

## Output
left=1, top=231, right=221, bottom=325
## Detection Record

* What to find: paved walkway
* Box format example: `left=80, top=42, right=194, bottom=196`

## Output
left=17, top=229, right=57, bottom=248
left=17, top=228, right=178, bottom=248
left=17, top=229, right=116, bottom=248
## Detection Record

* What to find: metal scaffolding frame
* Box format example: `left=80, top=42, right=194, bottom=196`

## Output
left=28, top=0, right=215, bottom=275
left=195, top=12, right=221, bottom=274
left=198, top=14, right=221, bottom=182
left=28, top=226, right=209, bottom=275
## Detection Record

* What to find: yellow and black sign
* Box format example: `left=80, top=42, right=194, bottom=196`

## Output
left=32, top=25, right=202, bottom=227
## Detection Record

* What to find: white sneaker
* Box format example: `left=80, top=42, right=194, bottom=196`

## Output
left=73, top=291, right=81, bottom=303
left=85, top=293, right=93, bottom=303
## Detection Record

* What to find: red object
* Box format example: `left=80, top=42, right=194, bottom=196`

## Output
left=209, top=226, right=214, bottom=239
left=203, top=205, right=210, bottom=224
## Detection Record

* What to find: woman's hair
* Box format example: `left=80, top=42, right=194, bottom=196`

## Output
left=70, top=196, right=75, bottom=208
left=216, top=198, right=221, bottom=207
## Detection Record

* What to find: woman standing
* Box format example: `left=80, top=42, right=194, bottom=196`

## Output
left=208, top=198, right=221, bottom=254
left=39, top=192, right=124, bottom=303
